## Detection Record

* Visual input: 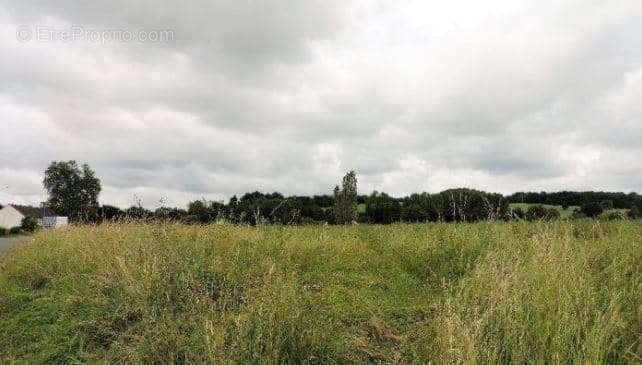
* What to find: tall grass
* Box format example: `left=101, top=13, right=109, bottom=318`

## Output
left=0, top=221, right=640, bottom=364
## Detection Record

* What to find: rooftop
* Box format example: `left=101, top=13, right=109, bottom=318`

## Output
left=8, top=205, right=56, bottom=218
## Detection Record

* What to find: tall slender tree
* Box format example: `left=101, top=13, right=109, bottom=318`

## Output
left=333, top=171, right=358, bottom=224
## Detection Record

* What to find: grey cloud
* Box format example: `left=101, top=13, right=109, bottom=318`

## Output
left=4, top=0, right=351, bottom=76
left=1, top=1, right=642, bottom=207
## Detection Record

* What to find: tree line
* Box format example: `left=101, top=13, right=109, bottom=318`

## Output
left=507, top=191, right=642, bottom=211
left=41, top=161, right=642, bottom=224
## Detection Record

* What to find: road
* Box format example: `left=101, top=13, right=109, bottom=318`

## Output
left=0, top=236, right=24, bottom=257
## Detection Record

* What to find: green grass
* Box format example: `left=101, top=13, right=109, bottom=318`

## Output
left=602, top=208, right=630, bottom=216
left=1, top=222, right=640, bottom=364
left=509, top=203, right=632, bottom=220
left=509, top=203, right=580, bottom=218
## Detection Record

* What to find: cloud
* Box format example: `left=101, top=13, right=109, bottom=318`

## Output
left=0, top=0, right=641, bottom=207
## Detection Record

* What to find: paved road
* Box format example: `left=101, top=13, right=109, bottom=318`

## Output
left=0, top=236, right=24, bottom=257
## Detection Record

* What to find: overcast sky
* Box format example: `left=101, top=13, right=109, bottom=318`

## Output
left=1, top=1, right=641, bottom=208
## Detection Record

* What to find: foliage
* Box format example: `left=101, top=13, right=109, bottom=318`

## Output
left=601, top=211, right=627, bottom=221
left=124, top=206, right=152, bottom=220
left=333, top=171, right=358, bottom=224
left=187, top=200, right=218, bottom=223
left=20, top=217, right=39, bottom=233
left=8, top=227, right=21, bottom=235
left=364, top=191, right=401, bottom=224
left=0, top=227, right=6, bottom=236
left=628, top=205, right=640, bottom=219
left=437, top=188, right=509, bottom=222
left=511, top=206, right=526, bottom=219
left=524, top=205, right=561, bottom=221
left=154, top=207, right=188, bottom=221
left=101, top=205, right=124, bottom=220
left=96, top=190, right=638, bottom=226
left=34, top=165, right=639, bottom=225
left=510, top=203, right=579, bottom=219
left=572, top=211, right=588, bottom=219
left=361, top=188, right=510, bottom=224
left=0, top=222, right=639, bottom=363
left=43, top=161, right=102, bottom=221
left=581, top=202, right=604, bottom=218
left=73, top=183, right=642, bottom=226
left=508, top=191, right=642, bottom=211
left=89, top=191, right=638, bottom=226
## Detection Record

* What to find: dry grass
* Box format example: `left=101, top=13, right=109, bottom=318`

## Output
left=0, top=221, right=640, bottom=364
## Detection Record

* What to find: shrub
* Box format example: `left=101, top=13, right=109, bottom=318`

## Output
left=8, top=227, right=21, bottom=235
left=601, top=211, right=627, bottom=221
left=0, top=227, right=7, bottom=236
left=21, top=217, right=39, bottom=233
left=572, top=211, right=587, bottom=219
left=511, top=207, right=525, bottom=219
left=525, top=205, right=559, bottom=221
left=580, top=202, right=603, bottom=218
left=525, top=205, right=546, bottom=220
left=181, top=214, right=201, bottom=225
left=628, top=206, right=640, bottom=219
left=545, top=207, right=561, bottom=220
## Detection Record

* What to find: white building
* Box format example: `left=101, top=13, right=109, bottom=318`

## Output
left=0, top=205, right=68, bottom=229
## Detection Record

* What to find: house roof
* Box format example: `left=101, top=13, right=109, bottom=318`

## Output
left=9, top=205, right=56, bottom=218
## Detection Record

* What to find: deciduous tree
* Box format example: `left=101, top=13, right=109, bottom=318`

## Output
left=333, top=171, right=358, bottom=224
left=43, top=161, right=101, bottom=221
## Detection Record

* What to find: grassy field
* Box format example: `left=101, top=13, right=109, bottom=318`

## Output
left=0, top=236, right=26, bottom=257
left=509, top=203, right=631, bottom=219
left=509, top=203, right=580, bottom=218
left=0, top=222, right=640, bottom=364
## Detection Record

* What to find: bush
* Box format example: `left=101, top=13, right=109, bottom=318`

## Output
left=525, top=205, right=546, bottom=220
left=580, top=202, right=603, bottom=218
left=545, top=208, right=561, bottom=220
left=601, top=211, right=627, bottom=221
left=181, top=214, right=201, bottom=225
left=21, top=217, right=39, bottom=233
left=628, top=206, right=640, bottom=219
left=511, top=207, right=526, bottom=219
left=525, top=205, right=560, bottom=221
left=0, top=227, right=7, bottom=236
left=572, top=211, right=587, bottom=219
left=9, top=227, right=21, bottom=235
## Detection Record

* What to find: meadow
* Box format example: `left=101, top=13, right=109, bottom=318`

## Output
left=0, top=221, right=640, bottom=364
left=508, top=203, right=631, bottom=220
left=508, top=203, right=580, bottom=219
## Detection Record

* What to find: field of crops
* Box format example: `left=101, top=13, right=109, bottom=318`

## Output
left=1, top=221, right=640, bottom=364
